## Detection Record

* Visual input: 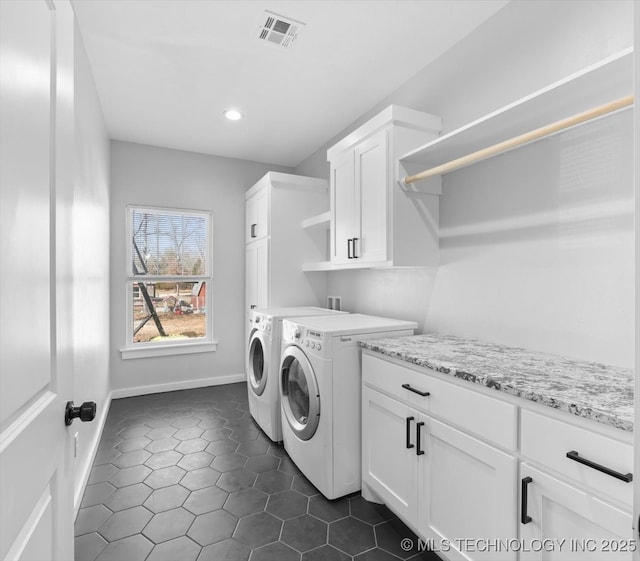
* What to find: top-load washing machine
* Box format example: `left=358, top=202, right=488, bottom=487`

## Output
left=247, top=307, right=347, bottom=442
left=279, top=314, right=417, bottom=499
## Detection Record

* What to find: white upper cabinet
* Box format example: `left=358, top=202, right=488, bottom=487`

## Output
left=326, top=105, right=441, bottom=269
left=246, top=185, right=269, bottom=243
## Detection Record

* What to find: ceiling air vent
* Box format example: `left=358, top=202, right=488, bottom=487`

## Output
left=257, top=10, right=305, bottom=49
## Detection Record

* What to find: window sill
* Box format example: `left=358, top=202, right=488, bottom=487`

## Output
left=120, top=340, right=218, bottom=360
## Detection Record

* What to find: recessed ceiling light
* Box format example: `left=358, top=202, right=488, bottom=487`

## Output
left=224, top=109, right=243, bottom=121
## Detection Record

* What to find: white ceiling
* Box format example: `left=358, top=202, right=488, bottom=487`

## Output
left=72, top=0, right=509, bottom=167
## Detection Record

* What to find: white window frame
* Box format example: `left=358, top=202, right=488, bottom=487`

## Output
left=120, top=205, right=217, bottom=359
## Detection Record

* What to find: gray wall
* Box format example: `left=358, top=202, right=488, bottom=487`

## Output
left=295, top=0, right=635, bottom=367
left=109, top=141, right=291, bottom=393
left=73, top=23, right=111, bottom=508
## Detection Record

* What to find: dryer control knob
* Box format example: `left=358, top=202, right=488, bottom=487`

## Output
left=316, top=343, right=322, bottom=351
left=310, top=342, right=316, bottom=350
left=294, top=329, right=301, bottom=339
left=255, top=316, right=261, bottom=323
left=305, top=340, right=309, bottom=347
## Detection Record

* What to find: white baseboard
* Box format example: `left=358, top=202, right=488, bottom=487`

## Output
left=74, top=391, right=112, bottom=517
left=110, top=373, right=246, bottom=400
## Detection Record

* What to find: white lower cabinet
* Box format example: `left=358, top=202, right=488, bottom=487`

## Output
left=520, top=464, right=633, bottom=561
left=362, top=385, right=518, bottom=561
left=362, top=352, right=634, bottom=561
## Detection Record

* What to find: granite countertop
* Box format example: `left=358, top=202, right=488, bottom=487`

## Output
left=359, top=334, right=634, bottom=431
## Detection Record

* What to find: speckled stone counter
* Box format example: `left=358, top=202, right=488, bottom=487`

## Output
left=359, top=334, right=634, bottom=432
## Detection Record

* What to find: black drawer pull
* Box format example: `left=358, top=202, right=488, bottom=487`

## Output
left=405, top=416, right=414, bottom=449
left=352, top=237, right=359, bottom=258
left=521, top=476, right=532, bottom=524
left=401, top=383, right=430, bottom=397
left=347, top=238, right=353, bottom=259
left=566, top=450, right=633, bottom=482
left=250, top=223, right=257, bottom=238
left=416, top=421, right=425, bottom=456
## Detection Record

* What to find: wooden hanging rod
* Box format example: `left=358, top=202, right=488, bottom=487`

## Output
left=402, top=95, right=634, bottom=186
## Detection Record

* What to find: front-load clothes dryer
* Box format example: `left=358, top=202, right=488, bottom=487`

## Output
left=247, top=307, right=347, bottom=442
left=279, top=314, right=417, bottom=499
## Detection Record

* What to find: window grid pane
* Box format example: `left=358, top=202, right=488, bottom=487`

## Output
left=132, top=209, right=207, bottom=277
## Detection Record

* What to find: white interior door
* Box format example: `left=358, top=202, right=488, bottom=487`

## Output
left=0, top=1, right=75, bottom=560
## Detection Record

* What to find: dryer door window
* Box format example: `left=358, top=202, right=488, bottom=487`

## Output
left=280, top=346, right=320, bottom=441
left=248, top=331, right=269, bottom=396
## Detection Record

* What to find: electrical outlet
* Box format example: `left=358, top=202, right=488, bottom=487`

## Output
left=327, top=296, right=342, bottom=311
left=74, top=432, right=79, bottom=458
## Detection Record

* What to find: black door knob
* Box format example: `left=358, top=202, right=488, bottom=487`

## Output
left=65, top=401, right=97, bottom=426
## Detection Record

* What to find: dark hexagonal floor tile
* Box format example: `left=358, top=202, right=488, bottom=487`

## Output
left=254, top=470, right=292, bottom=494
left=309, top=495, right=349, bottom=523
left=375, top=518, right=424, bottom=560
left=304, top=545, right=351, bottom=561
left=75, top=505, right=112, bottom=537
left=245, top=455, right=280, bottom=474
left=349, top=496, right=394, bottom=525
left=109, top=464, right=152, bottom=488
left=233, top=512, right=282, bottom=549
left=177, top=451, right=213, bottom=471
left=292, top=474, right=319, bottom=497
left=202, top=428, right=232, bottom=442
left=353, top=548, right=408, bottom=561
left=197, top=539, right=250, bottom=561
left=205, top=438, right=239, bottom=456
left=144, top=465, right=186, bottom=489
left=237, top=438, right=269, bottom=457
left=224, top=487, right=268, bottom=517
left=119, top=425, right=150, bottom=439
left=104, top=483, right=153, bottom=512
left=281, top=514, right=327, bottom=553
left=211, top=452, right=247, bottom=472
left=146, top=417, right=175, bottom=429
left=180, top=467, right=221, bottom=490
left=266, top=490, right=308, bottom=520
left=230, top=426, right=260, bottom=442
left=145, top=437, right=180, bottom=454
left=143, top=484, right=190, bottom=513
left=74, top=532, right=107, bottom=561
left=187, top=509, right=238, bottom=546
left=95, top=534, right=153, bottom=561
left=117, top=437, right=151, bottom=453
left=142, top=507, right=195, bottom=544
left=98, top=505, right=153, bottom=542
left=93, top=448, right=121, bottom=466
left=88, top=464, right=118, bottom=485
left=198, top=417, right=225, bottom=430
left=112, top=449, right=151, bottom=469
left=176, top=438, right=209, bottom=454
left=146, top=536, right=201, bottom=561
left=328, top=518, right=375, bottom=556
left=144, top=450, right=183, bottom=470
left=146, top=426, right=178, bottom=440
left=183, top=485, right=228, bottom=515
left=267, top=443, right=288, bottom=458
left=250, top=541, right=299, bottom=561
left=278, top=457, right=301, bottom=475
left=172, top=416, right=201, bottom=429
left=81, top=482, right=116, bottom=508
left=216, top=469, right=256, bottom=492
left=172, top=427, right=203, bottom=440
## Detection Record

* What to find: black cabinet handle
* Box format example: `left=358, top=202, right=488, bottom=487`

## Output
left=566, top=451, right=633, bottom=482
left=416, top=421, right=425, bottom=456
left=352, top=237, right=359, bottom=258
left=401, top=383, right=430, bottom=397
left=521, top=476, right=532, bottom=524
left=405, top=416, right=415, bottom=449
left=347, top=238, right=353, bottom=259
left=250, top=224, right=257, bottom=238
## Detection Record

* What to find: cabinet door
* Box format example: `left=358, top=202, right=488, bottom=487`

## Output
left=362, top=386, right=420, bottom=527
left=245, top=238, right=269, bottom=312
left=354, top=129, right=388, bottom=263
left=330, top=151, right=355, bottom=264
left=246, top=188, right=269, bottom=243
left=520, top=464, right=633, bottom=561
left=423, top=419, right=518, bottom=561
